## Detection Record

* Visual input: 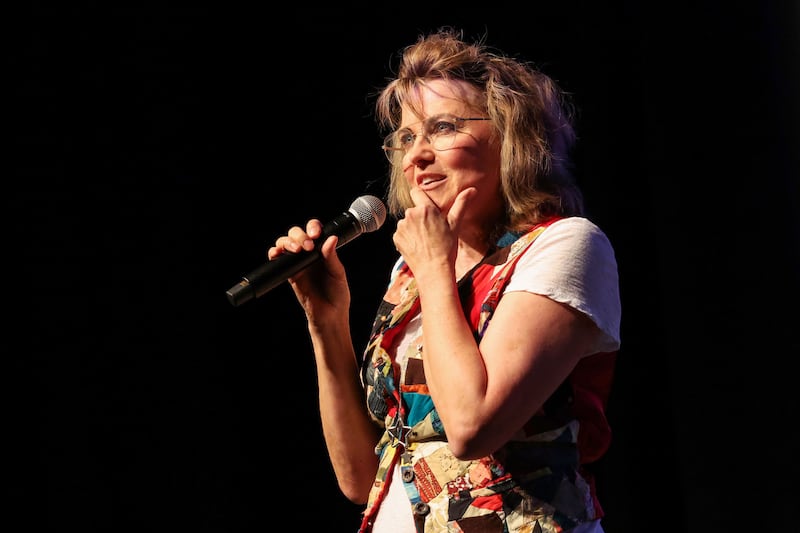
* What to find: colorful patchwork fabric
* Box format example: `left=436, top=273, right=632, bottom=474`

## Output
left=358, top=221, right=616, bottom=532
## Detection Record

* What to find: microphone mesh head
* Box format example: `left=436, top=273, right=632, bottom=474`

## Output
left=349, top=195, right=387, bottom=233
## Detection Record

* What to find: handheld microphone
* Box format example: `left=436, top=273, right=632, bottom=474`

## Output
left=226, top=195, right=387, bottom=307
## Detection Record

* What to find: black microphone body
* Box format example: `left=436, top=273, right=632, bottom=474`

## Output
left=226, top=195, right=386, bottom=307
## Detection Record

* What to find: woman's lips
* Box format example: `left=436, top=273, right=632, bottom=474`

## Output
left=418, top=175, right=445, bottom=187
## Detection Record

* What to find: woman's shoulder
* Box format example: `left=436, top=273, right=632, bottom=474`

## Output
left=547, top=216, right=607, bottom=235
left=512, top=216, right=622, bottom=347
left=512, top=217, right=619, bottom=277
left=547, top=216, right=614, bottom=248
left=530, top=216, right=615, bottom=254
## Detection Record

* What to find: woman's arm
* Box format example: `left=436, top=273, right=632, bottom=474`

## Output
left=270, top=223, right=382, bottom=503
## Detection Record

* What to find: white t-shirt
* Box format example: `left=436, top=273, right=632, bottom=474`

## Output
left=505, top=217, right=621, bottom=352
left=371, top=216, right=621, bottom=533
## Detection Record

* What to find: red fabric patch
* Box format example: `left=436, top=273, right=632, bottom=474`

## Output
left=446, top=476, right=472, bottom=495
left=413, top=459, right=443, bottom=502
left=471, top=493, right=504, bottom=512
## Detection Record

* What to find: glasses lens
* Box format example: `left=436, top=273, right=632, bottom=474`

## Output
left=382, top=116, right=467, bottom=161
left=383, top=133, right=400, bottom=161
left=429, top=117, right=460, bottom=151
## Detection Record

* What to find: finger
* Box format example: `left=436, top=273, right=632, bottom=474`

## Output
left=288, top=219, right=324, bottom=252
left=285, top=226, right=313, bottom=252
left=447, top=187, right=477, bottom=230
left=408, top=186, right=435, bottom=208
left=269, top=232, right=299, bottom=259
left=319, top=234, right=340, bottom=257
left=305, top=219, right=323, bottom=240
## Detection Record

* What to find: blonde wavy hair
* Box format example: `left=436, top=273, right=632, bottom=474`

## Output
left=375, top=27, right=584, bottom=235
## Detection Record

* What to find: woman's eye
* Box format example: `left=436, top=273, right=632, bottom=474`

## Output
left=432, top=120, right=457, bottom=134
left=399, top=132, right=415, bottom=146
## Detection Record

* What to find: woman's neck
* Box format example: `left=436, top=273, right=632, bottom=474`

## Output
left=454, top=232, right=493, bottom=280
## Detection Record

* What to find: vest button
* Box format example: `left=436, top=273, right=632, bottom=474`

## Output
left=413, top=502, right=430, bottom=516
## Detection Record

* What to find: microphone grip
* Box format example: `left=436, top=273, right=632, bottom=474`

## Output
left=226, top=211, right=362, bottom=307
left=228, top=247, right=322, bottom=306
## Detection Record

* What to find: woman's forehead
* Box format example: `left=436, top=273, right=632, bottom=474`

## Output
left=399, top=80, right=482, bottom=124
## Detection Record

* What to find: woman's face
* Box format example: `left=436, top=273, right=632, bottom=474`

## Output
left=396, top=79, right=503, bottom=227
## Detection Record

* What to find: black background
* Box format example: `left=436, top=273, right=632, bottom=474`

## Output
left=14, top=3, right=799, bottom=532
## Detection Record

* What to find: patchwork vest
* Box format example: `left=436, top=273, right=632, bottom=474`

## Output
left=358, top=221, right=616, bottom=533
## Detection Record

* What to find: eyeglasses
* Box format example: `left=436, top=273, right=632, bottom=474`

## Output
left=382, top=114, right=491, bottom=162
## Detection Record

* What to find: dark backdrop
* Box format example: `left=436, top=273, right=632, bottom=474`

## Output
left=14, top=3, right=799, bottom=532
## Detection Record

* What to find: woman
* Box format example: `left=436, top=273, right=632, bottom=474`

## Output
left=269, top=27, right=621, bottom=533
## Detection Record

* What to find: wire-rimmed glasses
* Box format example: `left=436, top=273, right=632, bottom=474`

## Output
left=382, top=114, right=491, bottom=162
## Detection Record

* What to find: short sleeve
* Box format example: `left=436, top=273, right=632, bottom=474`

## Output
left=504, top=217, right=621, bottom=353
